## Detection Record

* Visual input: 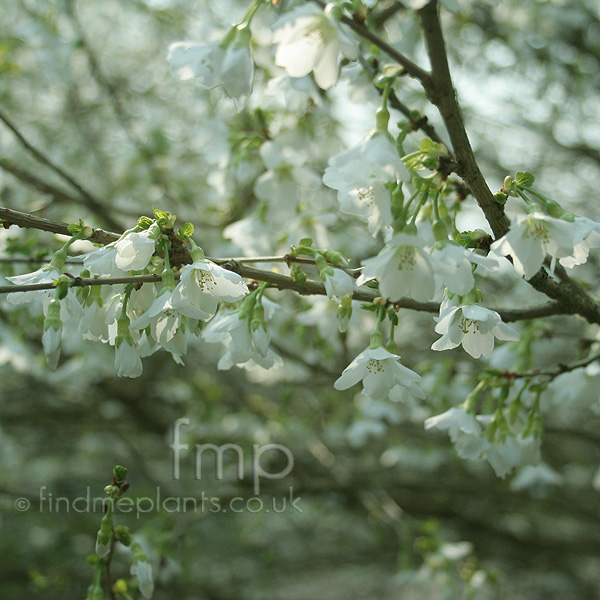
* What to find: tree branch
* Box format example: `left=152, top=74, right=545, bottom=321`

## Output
left=509, top=350, right=600, bottom=381
left=0, top=206, right=119, bottom=245
left=416, top=1, right=600, bottom=325
left=0, top=206, right=579, bottom=323
left=417, top=2, right=509, bottom=239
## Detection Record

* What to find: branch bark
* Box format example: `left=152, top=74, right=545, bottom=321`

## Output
left=416, top=1, right=600, bottom=325
left=0, top=206, right=119, bottom=245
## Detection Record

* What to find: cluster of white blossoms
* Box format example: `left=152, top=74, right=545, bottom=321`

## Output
left=491, top=210, right=600, bottom=278
left=425, top=399, right=543, bottom=479
left=7, top=0, right=600, bottom=486
left=6, top=219, right=277, bottom=378
left=167, top=0, right=359, bottom=100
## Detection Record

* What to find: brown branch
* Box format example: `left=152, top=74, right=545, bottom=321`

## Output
left=0, top=261, right=571, bottom=325
left=0, top=206, right=119, bottom=245
left=0, top=109, right=123, bottom=231
left=417, top=2, right=509, bottom=239
left=416, top=2, right=600, bottom=325
left=0, top=206, right=580, bottom=323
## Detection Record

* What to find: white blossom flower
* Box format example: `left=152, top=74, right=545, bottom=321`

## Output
left=265, top=75, right=322, bottom=112
left=42, top=323, right=62, bottom=371
left=425, top=406, right=489, bottom=460
left=224, top=216, right=276, bottom=256
left=78, top=298, right=110, bottom=342
left=334, top=346, right=424, bottom=400
left=128, top=290, right=197, bottom=365
left=510, top=463, right=563, bottom=491
left=168, top=27, right=253, bottom=99
left=431, top=243, right=499, bottom=295
left=114, top=230, right=156, bottom=272
left=254, top=141, right=322, bottom=211
left=130, top=560, right=154, bottom=599
left=484, top=436, right=522, bottom=479
left=115, top=338, right=143, bottom=378
left=431, top=298, right=519, bottom=359
left=273, top=4, right=358, bottom=90
left=559, top=216, right=600, bottom=268
left=170, top=260, right=248, bottom=321
left=490, top=212, right=578, bottom=279
left=202, top=299, right=281, bottom=370
left=323, top=134, right=409, bottom=236
left=83, top=245, right=127, bottom=277
left=323, top=268, right=356, bottom=300
left=358, top=226, right=437, bottom=301
left=6, top=266, right=60, bottom=305
left=129, top=291, right=180, bottom=333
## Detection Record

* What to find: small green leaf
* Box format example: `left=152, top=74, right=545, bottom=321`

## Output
left=494, top=191, right=507, bottom=205
left=176, top=222, right=194, bottom=241
left=137, top=216, right=154, bottom=229
left=290, top=265, right=307, bottom=285
left=419, top=138, right=438, bottom=154
left=515, top=171, right=535, bottom=187
left=113, top=465, right=128, bottom=482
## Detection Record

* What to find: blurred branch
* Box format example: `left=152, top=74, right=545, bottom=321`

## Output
left=65, top=0, right=177, bottom=204
left=508, top=349, right=600, bottom=381
left=0, top=109, right=123, bottom=231
left=0, top=158, right=83, bottom=206
left=372, top=1, right=407, bottom=28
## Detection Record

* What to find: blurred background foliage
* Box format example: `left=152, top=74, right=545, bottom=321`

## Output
left=2, top=0, right=600, bottom=598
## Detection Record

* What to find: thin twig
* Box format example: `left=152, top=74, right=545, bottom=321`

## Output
left=310, top=0, right=430, bottom=83
left=356, top=55, right=447, bottom=147
left=508, top=350, right=600, bottom=381
left=0, top=267, right=572, bottom=324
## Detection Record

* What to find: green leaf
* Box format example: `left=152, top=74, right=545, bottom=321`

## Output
left=419, top=138, right=438, bottom=154
left=515, top=171, right=535, bottom=187
left=176, top=222, right=194, bottom=241
left=290, top=265, right=307, bottom=285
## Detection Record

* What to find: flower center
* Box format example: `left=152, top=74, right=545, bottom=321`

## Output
left=366, top=358, right=384, bottom=373
left=459, top=316, right=479, bottom=334
left=396, top=246, right=416, bottom=270
left=197, top=270, right=217, bottom=291
left=306, top=23, right=327, bottom=47
left=527, top=220, right=550, bottom=244
left=357, top=186, right=375, bottom=208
